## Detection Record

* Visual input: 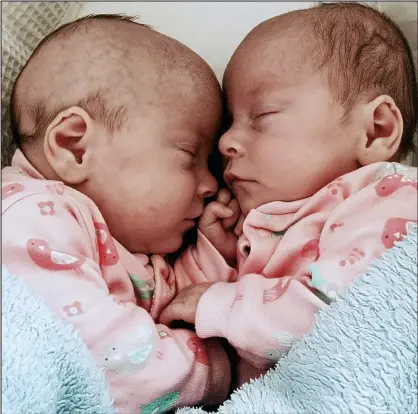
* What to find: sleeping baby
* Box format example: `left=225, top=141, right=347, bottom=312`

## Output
left=160, top=2, right=418, bottom=384
left=2, top=14, right=231, bottom=413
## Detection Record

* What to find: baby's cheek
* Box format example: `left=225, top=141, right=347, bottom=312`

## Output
left=173, top=173, right=199, bottom=202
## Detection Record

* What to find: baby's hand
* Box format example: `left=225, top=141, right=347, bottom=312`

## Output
left=160, top=282, right=214, bottom=326
left=198, top=188, right=240, bottom=265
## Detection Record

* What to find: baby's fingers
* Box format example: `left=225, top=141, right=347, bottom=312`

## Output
left=222, top=198, right=241, bottom=229
left=160, top=302, right=191, bottom=325
left=199, top=202, right=234, bottom=229
left=217, top=188, right=232, bottom=206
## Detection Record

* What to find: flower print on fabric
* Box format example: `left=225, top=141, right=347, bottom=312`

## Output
left=326, top=177, right=350, bottom=198
left=339, top=248, right=365, bottom=267
left=46, top=183, right=64, bottom=195
left=38, top=201, right=55, bottom=216
left=62, top=301, right=83, bottom=317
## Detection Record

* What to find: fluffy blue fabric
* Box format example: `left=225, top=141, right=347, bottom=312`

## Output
left=2, top=265, right=114, bottom=414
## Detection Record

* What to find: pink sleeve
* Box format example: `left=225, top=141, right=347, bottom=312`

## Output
left=306, top=172, right=417, bottom=298
left=195, top=275, right=326, bottom=371
left=196, top=171, right=417, bottom=370
left=2, top=193, right=230, bottom=413
left=173, top=231, right=237, bottom=291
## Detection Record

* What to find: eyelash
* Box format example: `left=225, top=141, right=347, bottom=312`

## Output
left=182, top=149, right=197, bottom=167
left=254, top=111, right=278, bottom=120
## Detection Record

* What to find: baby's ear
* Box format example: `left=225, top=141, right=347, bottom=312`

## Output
left=356, top=95, right=403, bottom=165
left=43, top=107, right=93, bottom=184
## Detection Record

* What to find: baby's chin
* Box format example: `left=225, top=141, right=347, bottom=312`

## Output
left=235, top=196, right=262, bottom=217
left=235, top=187, right=316, bottom=215
left=234, top=191, right=274, bottom=216
left=123, top=230, right=186, bottom=256
left=155, top=237, right=184, bottom=255
left=232, top=184, right=283, bottom=216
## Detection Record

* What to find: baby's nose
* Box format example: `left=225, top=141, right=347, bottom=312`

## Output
left=219, top=129, right=245, bottom=158
left=199, top=170, right=218, bottom=199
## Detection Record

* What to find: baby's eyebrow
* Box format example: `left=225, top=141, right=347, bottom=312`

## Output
left=247, top=75, right=290, bottom=94
left=246, top=84, right=293, bottom=105
left=248, top=93, right=293, bottom=112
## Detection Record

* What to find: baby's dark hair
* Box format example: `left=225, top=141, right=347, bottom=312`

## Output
left=304, top=2, right=417, bottom=160
left=10, top=14, right=149, bottom=150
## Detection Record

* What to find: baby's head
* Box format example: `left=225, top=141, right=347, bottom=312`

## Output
left=11, top=14, right=221, bottom=254
left=221, top=2, right=417, bottom=215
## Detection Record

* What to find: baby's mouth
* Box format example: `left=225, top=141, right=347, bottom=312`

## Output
left=224, top=170, right=255, bottom=185
left=230, top=178, right=257, bottom=191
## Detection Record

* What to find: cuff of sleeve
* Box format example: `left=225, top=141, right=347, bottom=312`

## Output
left=196, top=230, right=237, bottom=283
left=202, top=338, right=232, bottom=405
left=196, top=282, right=237, bottom=339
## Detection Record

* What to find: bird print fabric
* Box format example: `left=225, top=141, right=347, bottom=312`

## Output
left=2, top=150, right=231, bottom=414
left=2, top=150, right=417, bottom=412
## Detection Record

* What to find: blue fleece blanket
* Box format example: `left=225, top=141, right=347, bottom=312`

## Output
left=1, top=265, right=114, bottom=414
left=179, top=227, right=418, bottom=414
left=2, top=229, right=417, bottom=414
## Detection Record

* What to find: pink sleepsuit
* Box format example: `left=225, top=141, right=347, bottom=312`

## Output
left=2, top=150, right=231, bottom=414
left=174, top=161, right=417, bottom=376
left=2, top=149, right=417, bottom=411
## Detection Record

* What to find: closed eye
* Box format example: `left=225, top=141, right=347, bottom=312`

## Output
left=254, top=111, right=278, bottom=120
left=182, top=149, right=196, bottom=158
left=180, top=148, right=197, bottom=168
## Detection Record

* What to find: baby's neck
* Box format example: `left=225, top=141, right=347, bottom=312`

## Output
left=23, top=146, right=61, bottom=181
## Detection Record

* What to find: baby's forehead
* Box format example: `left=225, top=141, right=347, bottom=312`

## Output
left=226, top=25, right=312, bottom=82
left=122, top=74, right=222, bottom=140
left=225, top=42, right=314, bottom=101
